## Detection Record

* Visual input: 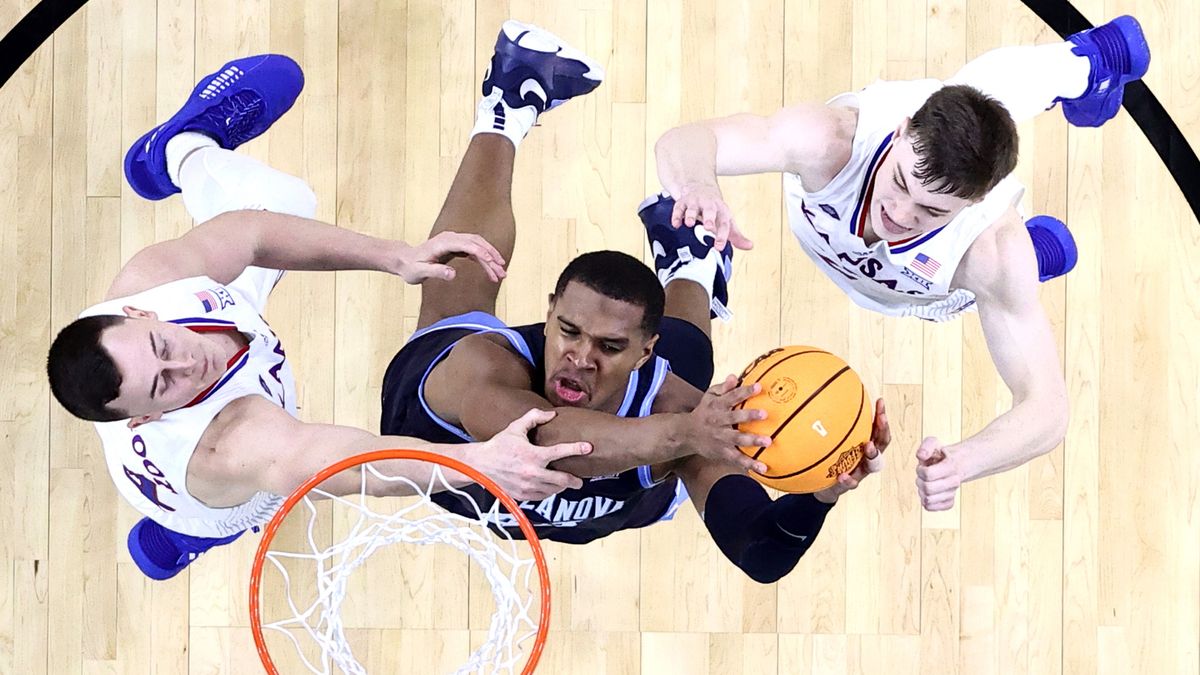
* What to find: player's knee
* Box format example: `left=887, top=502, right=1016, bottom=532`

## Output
left=270, top=174, right=318, bottom=219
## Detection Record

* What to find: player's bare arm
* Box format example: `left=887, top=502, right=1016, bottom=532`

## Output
left=914, top=207, right=1070, bottom=511
left=653, top=103, right=855, bottom=250
left=186, top=394, right=591, bottom=506
left=105, top=209, right=507, bottom=301
left=424, top=333, right=769, bottom=476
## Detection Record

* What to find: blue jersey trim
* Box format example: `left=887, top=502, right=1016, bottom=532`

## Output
left=849, top=132, right=895, bottom=236
left=887, top=226, right=948, bottom=254
left=193, top=351, right=250, bottom=405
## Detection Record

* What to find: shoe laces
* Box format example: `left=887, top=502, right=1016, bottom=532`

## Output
left=197, top=91, right=265, bottom=146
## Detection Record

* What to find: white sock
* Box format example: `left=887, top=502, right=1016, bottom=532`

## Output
left=470, top=88, right=538, bottom=149
left=946, top=42, right=1092, bottom=123
left=165, top=132, right=218, bottom=187
left=658, top=244, right=718, bottom=299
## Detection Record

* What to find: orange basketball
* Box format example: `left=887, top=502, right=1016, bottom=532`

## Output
left=735, top=346, right=872, bottom=493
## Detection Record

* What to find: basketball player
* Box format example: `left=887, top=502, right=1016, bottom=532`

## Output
left=46, top=53, right=592, bottom=579
left=382, top=21, right=889, bottom=585
left=652, top=16, right=1151, bottom=511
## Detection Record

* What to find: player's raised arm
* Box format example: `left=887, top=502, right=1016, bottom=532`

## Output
left=105, top=208, right=507, bottom=300
left=652, top=103, right=851, bottom=251
left=194, top=396, right=591, bottom=505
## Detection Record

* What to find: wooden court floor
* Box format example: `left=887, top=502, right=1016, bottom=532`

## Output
left=1, top=0, right=1197, bottom=673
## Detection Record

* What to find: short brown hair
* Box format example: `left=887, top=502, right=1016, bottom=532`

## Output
left=47, top=315, right=129, bottom=422
left=905, top=84, right=1018, bottom=202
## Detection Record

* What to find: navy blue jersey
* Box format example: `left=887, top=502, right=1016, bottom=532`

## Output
left=380, top=310, right=714, bottom=545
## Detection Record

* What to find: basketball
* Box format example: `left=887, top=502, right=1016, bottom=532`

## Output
left=735, top=346, right=872, bottom=493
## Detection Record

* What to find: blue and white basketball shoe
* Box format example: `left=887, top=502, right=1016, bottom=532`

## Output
left=638, top=193, right=733, bottom=320
left=127, top=517, right=244, bottom=581
left=124, top=54, right=304, bottom=200
left=1026, top=215, right=1078, bottom=282
left=1057, top=16, right=1151, bottom=128
left=477, top=20, right=605, bottom=134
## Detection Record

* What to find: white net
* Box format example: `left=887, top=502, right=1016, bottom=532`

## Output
left=256, top=460, right=546, bottom=675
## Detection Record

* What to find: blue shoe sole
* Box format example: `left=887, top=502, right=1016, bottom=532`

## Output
left=1027, top=215, right=1078, bottom=282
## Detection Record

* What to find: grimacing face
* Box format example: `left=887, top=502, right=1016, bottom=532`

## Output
left=542, top=282, right=658, bottom=412
left=867, top=121, right=975, bottom=244
left=100, top=307, right=231, bottom=424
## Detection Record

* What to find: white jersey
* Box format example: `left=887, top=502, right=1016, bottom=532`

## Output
left=784, top=79, right=1026, bottom=322
left=80, top=267, right=295, bottom=537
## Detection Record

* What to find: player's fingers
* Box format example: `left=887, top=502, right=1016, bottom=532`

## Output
left=732, top=430, right=772, bottom=449
left=915, top=437, right=942, bottom=462
left=717, top=205, right=734, bottom=239
left=509, top=407, right=558, bottom=433
left=922, top=495, right=955, bottom=511
left=920, top=476, right=959, bottom=497
left=541, top=440, right=593, bottom=464
left=726, top=407, right=768, bottom=426
left=915, top=461, right=950, bottom=482
left=671, top=200, right=686, bottom=229
left=462, top=233, right=506, bottom=267
left=862, top=442, right=885, bottom=473
left=720, top=448, right=765, bottom=474
left=728, top=223, right=754, bottom=251
left=684, top=205, right=700, bottom=228
left=723, top=381, right=762, bottom=404
left=541, top=467, right=585, bottom=492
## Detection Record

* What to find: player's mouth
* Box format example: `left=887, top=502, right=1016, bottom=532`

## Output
left=880, top=205, right=913, bottom=236
left=550, top=374, right=590, bottom=406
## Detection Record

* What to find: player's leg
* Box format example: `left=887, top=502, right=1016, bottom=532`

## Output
left=416, top=20, right=604, bottom=329
left=124, top=55, right=316, bottom=222
left=636, top=192, right=733, bottom=389
left=638, top=193, right=733, bottom=338
left=946, top=16, right=1150, bottom=127
left=675, top=456, right=831, bottom=584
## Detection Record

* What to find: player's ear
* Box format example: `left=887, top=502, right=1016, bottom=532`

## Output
left=633, top=332, right=659, bottom=370
left=127, top=412, right=164, bottom=429
left=123, top=305, right=158, bottom=320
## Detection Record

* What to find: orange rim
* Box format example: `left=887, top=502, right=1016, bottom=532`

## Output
left=248, top=449, right=551, bottom=675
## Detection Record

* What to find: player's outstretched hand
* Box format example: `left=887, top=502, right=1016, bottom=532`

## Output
left=813, top=398, right=890, bottom=504
left=670, top=183, right=752, bottom=252
left=394, top=231, right=508, bottom=284
left=472, top=408, right=591, bottom=501
left=684, top=374, right=770, bottom=474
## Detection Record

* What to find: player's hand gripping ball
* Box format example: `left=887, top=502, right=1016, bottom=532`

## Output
left=735, top=346, right=872, bottom=493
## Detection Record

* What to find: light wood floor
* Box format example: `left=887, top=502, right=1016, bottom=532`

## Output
left=2, top=0, right=1197, bottom=673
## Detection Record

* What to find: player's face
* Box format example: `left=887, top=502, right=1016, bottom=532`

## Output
left=543, top=282, right=658, bottom=411
left=868, top=131, right=973, bottom=243
left=101, top=313, right=230, bottom=419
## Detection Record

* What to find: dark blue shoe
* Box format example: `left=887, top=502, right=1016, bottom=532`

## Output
left=638, top=193, right=733, bottom=320
left=1058, top=16, right=1150, bottom=128
left=124, top=54, right=305, bottom=200
left=483, top=20, right=604, bottom=115
left=1027, top=215, right=1077, bottom=282
left=127, top=517, right=244, bottom=580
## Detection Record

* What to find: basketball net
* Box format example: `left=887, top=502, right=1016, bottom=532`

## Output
left=249, top=449, right=551, bottom=675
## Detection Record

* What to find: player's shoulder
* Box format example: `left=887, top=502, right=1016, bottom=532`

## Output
left=773, top=103, right=857, bottom=185
left=441, top=331, right=534, bottom=383
left=956, top=208, right=1038, bottom=306
left=88, top=274, right=220, bottom=317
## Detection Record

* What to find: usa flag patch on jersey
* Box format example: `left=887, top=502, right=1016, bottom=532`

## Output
left=194, top=287, right=234, bottom=312
left=910, top=253, right=941, bottom=279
